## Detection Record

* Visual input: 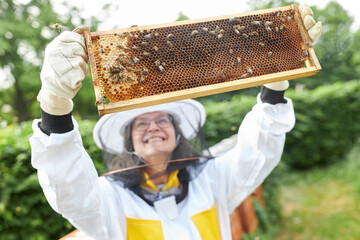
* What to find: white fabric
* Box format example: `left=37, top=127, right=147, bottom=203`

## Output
left=30, top=96, right=295, bottom=240
left=38, top=89, right=73, bottom=115
left=93, top=99, right=206, bottom=154
left=38, top=30, right=89, bottom=115
left=264, top=80, right=289, bottom=91
left=299, top=4, right=322, bottom=43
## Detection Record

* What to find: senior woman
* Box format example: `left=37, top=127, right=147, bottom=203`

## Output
left=30, top=4, right=321, bottom=239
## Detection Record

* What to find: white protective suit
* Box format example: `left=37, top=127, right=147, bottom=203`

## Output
left=30, top=95, right=295, bottom=240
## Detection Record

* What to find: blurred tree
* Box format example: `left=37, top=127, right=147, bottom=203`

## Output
left=350, top=28, right=360, bottom=76
left=0, top=0, right=100, bottom=124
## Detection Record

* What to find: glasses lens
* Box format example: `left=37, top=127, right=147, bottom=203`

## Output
left=155, top=116, right=171, bottom=128
left=133, top=116, right=172, bottom=131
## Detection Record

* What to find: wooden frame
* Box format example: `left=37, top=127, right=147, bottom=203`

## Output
left=84, top=4, right=321, bottom=115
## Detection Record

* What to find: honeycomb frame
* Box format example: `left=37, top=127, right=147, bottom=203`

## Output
left=84, top=4, right=321, bottom=115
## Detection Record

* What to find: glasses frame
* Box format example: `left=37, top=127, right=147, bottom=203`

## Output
left=131, top=114, right=174, bottom=132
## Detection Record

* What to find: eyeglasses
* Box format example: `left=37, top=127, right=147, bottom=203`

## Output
left=132, top=115, right=173, bottom=131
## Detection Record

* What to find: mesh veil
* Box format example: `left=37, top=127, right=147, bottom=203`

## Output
left=96, top=102, right=214, bottom=189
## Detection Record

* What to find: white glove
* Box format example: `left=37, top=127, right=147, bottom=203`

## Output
left=38, top=26, right=90, bottom=115
left=299, top=3, right=322, bottom=44
left=265, top=4, right=322, bottom=91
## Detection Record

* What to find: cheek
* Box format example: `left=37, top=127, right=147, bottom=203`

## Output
left=131, top=133, right=144, bottom=153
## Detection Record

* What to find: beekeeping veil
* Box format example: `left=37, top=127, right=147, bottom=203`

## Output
left=93, top=99, right=213, bottom=191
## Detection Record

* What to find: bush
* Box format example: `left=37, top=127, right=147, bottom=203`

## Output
left=0, top=120, right=104, bottom=239
left=202, top=80, right=360, bottom=169
left=284, top=80, right=360, bottom=169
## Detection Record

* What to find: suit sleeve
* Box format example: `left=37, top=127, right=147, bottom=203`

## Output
left=29, top=117, right=116, bottom=239
left=206, top=94, right=295, bottom=212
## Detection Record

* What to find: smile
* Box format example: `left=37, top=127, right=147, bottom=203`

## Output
left=146, top=137, right=165, bottom=143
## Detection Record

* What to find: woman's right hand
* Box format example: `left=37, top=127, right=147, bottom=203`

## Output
left=38, top=26, right=89, bottom=115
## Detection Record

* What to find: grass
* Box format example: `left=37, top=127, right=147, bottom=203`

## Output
left=275, top=139, right=360, bottom=240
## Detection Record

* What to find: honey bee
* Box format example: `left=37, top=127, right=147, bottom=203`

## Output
left=158, top=65, right=165, bottom=72
left=246, top=67, right=253, bottom=75
left=229, top=17, right=235, bottom=22
left=229, top=49, right=233, bottom=54
left=217, top=33, right=223, bottom=39
left=142, top=51, right=150, bottom=56
left=252, top=21, right=261, bottom=26
left=191, top=30, right=199, bottom=36
left=127, top=67, right=134, bottom=72
left=144, top=34, right=152, bottom=40
left=242, top=33, right=249, bottom=39
left=239, top=26, right=245, bottom=31
left=141, top=42, right=149, bottom=46
left=202, top=27, right=209, bottom=32
left=154, top=60, right=161, bottom=67
left=240, top=73, right=249, bottom=79
left=287, top=16, right=292, bottom=22
left=209, top=31, right=216, bottom=35
left=153, top=46, right=159, bottom=51
left=265, top=26, right=272, bottom=33
left=268, top=52, right=273, bottom=57
left=140, top=75, right=146, bottom=83
left=128, top=76, right=135, bottom=81
left=166, top=41, right=173, bottom=48
left=132, top=45, right=139, bottom=50
left=258, top=42, right=265, bottom=47
left=95, top=97, right=108, bottom=105
left=50, top=23, right=66, bottom=32
left=215, top=26, right=220, bottom=33
left=234, top=29, right=240, bottom=35
left=251, top=31, right=259, bottom=36
left=154, top=32, right=159, bottom=37
left=275, top=27, right=279, bottom=32
left=125, top=32, right=133, bottom=39
left=264, top=21, right=273, bottom=26
left=166, top=34, right=174, bottom=39
left=237, top=57, right=241, bottom=64
left=304, top=49, right=309, bottom=57
left=273, top=11, right=279, bottom=16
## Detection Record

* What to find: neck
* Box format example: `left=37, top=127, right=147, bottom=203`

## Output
left=144, top=155, right=170, bottom=185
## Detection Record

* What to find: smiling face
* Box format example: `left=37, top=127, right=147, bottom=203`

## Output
left=131, top=111, right=177, bottom=164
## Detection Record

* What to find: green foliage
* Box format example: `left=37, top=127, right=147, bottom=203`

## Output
left=0, top=0, right=100, bottom=124
left=276, top=139, right=360, bottom=239
left=201, top=94, right=257, bottom=146
left=0, top=122, right=73, bottom=239
left=203, top=80, right=360, bottom=169
left=284, top=80, right=360, bottom=169
left=0, top=119, right=104, bottom=239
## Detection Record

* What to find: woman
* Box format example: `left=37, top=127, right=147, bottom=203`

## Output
left=30, top=4, right=321, bottom=239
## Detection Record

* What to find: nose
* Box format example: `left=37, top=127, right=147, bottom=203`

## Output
left=147, top=120, right=160, bottom=131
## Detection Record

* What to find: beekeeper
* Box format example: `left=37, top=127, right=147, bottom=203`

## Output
left=30, top=4, right=321, bottom=240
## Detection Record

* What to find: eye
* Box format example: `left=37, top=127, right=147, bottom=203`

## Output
left=134, top=120, right=149, bottom=130
left=156, top=117, right=171, bottom=127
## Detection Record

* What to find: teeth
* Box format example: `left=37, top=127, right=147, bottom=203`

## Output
left=147, top=137, right=163, bottom=143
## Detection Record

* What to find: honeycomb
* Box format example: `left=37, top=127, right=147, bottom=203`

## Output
left=86, top=5, right=314, bottom=110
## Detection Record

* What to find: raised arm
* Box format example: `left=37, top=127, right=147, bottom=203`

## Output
left=29, top=27, right=115, bottom=239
